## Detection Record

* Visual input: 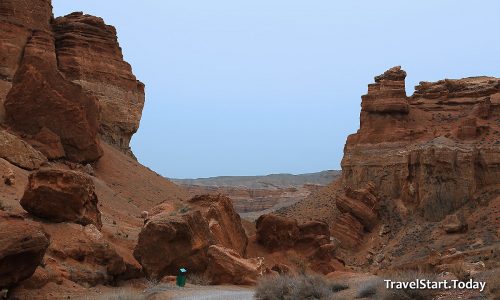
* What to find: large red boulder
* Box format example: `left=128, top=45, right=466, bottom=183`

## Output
left=205, top=245, right=261, bottom=285
left=20, top=169, right=102, bottom=229
left=134, top=210, right=214, bottom=280
left=255, top=214, right=300, bottom=251
left=189, top=194, right=248, bottom=256
left=0, top=212, right=50, bottom=289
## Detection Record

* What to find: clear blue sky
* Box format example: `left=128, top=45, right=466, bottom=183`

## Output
left=53, top=1, right=500, bottom=179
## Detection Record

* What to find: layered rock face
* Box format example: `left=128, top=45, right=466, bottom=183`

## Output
left=20, top=169, right=102, bottom=228
left=53, top=12, right=145, bottom=156
left=1, top=3, right=144, bottom=159
left=342, top=67, right=500, bottom=221
left=0, top=0, right=53, bottom=123
left=0, top=212, right=50, bottom=289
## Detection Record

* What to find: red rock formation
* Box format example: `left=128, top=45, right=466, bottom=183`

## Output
left=256, top=214, right=300, bottom=250
left=0, top=129, right=47, bottom=170
left=342, top=67, right=500, bottom=221
left=20, top=169, right=102, bottom=229
left=53, top=12, right=145, bottom=156
left=0, top=0, right=53, bottom=123
left=0, top=212, right=50, bottom=289
left=5, top=30, right=103, bottom=162
left=189, top=194, right=248, bottom=256
left=134, top=210, right=214, bottom=280
left=205, top=245, right=261, bottom=285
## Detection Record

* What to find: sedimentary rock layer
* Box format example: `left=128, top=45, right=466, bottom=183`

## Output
left=53, top=12, right=145, bottom=156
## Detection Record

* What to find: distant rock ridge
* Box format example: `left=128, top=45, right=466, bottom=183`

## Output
left=0, top=1, right=144, bottom=160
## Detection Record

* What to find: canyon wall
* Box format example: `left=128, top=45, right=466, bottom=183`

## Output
left=342, top=66, right=500, bottom=221
left=0, top=1, right=144, bottom=158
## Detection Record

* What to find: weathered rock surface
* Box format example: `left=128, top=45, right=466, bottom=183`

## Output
left=0, top=129, right=47, bottom=170
left=5, top=30, right=103, bottom=162
left=53, top=12, right=145, bottom=156
left=0, top=0, right=53, bottom=123
left=134, top=210, right=213, bottom=280
left=189, top=194, right=248, bottom=256
left=342, top=67, right=500, bottom=222
left=45, top=223, right=138, bottom=287
left=205, top=245, right=260, bottom=285
left=29, top=127, right=66, bottom=159
left=0, top=212, right=50, bottom=289
left=20, top=169, right=102, bottom=228
left=256, top=214, right=300, bottom=251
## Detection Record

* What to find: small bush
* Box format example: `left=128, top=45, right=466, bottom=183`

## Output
left=356, top=279, right=380, bottom=298
left=255, top=274, right=344, bottom=300
left=449, top=262, right=470, bottom=281
left=187, top=273, right=211, bottom=285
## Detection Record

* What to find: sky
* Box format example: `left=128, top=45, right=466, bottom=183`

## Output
left=52, top=1, right=500, bottom=179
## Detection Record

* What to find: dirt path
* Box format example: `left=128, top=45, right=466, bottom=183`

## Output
left=148, top=285, right=255, bottom=300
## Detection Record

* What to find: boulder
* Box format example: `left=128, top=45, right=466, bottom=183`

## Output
left=0, top=212, right=50, bottom=289
left=5, top=30, right=103, bottom=162
left=442, top=213, right=468, bottom=234
left=134, top=210, right=213, bottom=280
left=0, top=130, right=47, bottom=170
left=189, top=194, right=248, bottom=256
left=20, top=169, right=102, bottom=229
left=205, top=245, right=261, bottom=285
left=256, top=214, right=299, bottom=251
left=45, top=223, right=136, bottom=287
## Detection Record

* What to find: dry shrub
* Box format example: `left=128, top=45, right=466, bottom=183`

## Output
left=255, top=273, right=348, bottom=300
left=187, top=273, right=211, bottom=285
left=449, top=262, right=470, bottom=281
left=356, top=279, right=381, bottom=298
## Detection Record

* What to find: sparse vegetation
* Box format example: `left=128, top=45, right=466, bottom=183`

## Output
left=449, top=262, right=471, bottom=281
left=255, top=274, right=348, bottom=300
left=356, top=279, right=380, bottom=298
left=187, top=273, right=211, bottom=285
left=289, top=256, right=308, bottom=275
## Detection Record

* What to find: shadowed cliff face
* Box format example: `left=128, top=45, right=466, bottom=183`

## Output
left=0, top=2, right=144, bottom=160
left=343, top=66, right=500, bottom=221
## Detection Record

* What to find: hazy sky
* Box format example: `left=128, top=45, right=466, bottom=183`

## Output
left=53, top=1, right=500, bottom=179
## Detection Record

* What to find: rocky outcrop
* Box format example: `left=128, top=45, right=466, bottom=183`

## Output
left=5, top=30, right=103, bottom=162
left=0, top=212, right=50, bottom=289
left=189, top=194, right=248, bottom=256
left=20, top=169, right=102, bottom=229
left=0, top=130, right=47, bottom=170
left=53, top=12, right=145, bottom=156
left=256, top=214, right=300, bottom=251
left=45, top=223, right=138, bottom=287
left=134, top=210, right=214, bottom=280
left=205, top=245, right=261, bottom=285
left=0, top=0, right=53, bottom=123
left=342, top=67, right=500, bottom=222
